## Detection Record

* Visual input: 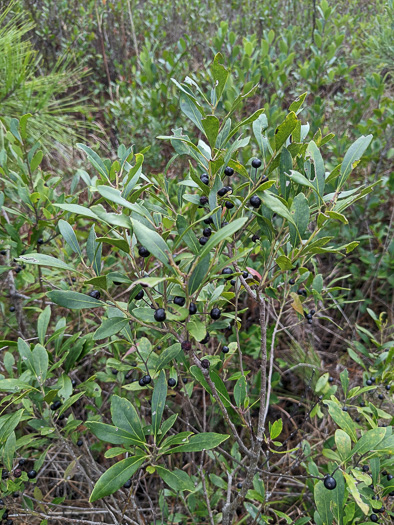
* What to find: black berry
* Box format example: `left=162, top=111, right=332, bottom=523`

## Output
left=201, top=359, right=210, bottom=369
left=328, top=377, right=334, bottom=383
left=174, top=296, right=186, bottom=307
left=138, top=246, right=150, bottom=258
left=200, top=333, right=210, bottom=345
left=387, top=474, right=393, bottom=480
left=199, top=236, right=209, bottom=246
left=182, top=377, right=188, bottom=384
left=143, top=375, right=151, bottom=385
left=224, top=166, right=234, bottom=176
left=168, top=378, right=176, bottom=387
left=18, top=459, right=25, bottom=466
left=222, top=346, right=229, bottom=354
left=154, top=308, right=166, bottom=322
left=12, top=492, right=18, bottom=498
left=360, top=401, right=365, bottom=407
left=203, top=227, right=212, bottom=237
left=217, top=187, right=227, bottom=197
left=89, top=290, right=101, bottom=300
left=370, top=514, right=378, bottom=523
left=252, top=234, right=260, bottom=242
left=189, top=303, right=197, bottom=315
left=385, top=384, right=391, bottom=391
left=204, top=217, right=214, bottom=225
left=9, top=306, right=15, bottom=312
left=199, top=196, right=209, bottom=206
left=310, top=309, right=316, bottom=315
left=14, top=266, right=22, bottom=273
left=366, top=379, right=373, bottom=386
left=342, top=406, right=348, bottom=412
left=124, top=479, right=132, bottom=488
left=362, top=465, right=369, bottom=472
left=222, top=267, right=233, bottom=280
left=37, top=238, right=44, bottom=245
left=251, top=158, right=262, bottom=168
left=371, top=376, right=376, bottom=382
left=297, top=289, right=307, bottom=297
left=139, top=378, right=145, bottom=386
left=135, top=289, right=144, bottom=300
left=13, top=468, right=21, bottom=478
left=249, top=195, right=261, bottom=208
left=323, top=475, right=336, bottom=490
left=77, top=439, right=83, bottom=447
left=230, top=279, right=236, bottom=285
left=27, top=469, right=37, bottom=479
left=378, top=394, right=384, bottom=400
left=0, top=250, right=6, bottom=255
left=210, top=308, right=221, bottom=320
left=181, top=341, right=192, bottom=351
left=289, top=278, right=295, bottom=285
left=225, top=200, right=234, bottom=209
left=242, top=271, right=249, bottom=278
left=200, top=174, right=209, bottom=185
left=355, top=417, right=361, bottom=422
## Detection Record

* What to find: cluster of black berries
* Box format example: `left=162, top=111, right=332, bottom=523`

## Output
left=304, top=309, right=316, bottom=325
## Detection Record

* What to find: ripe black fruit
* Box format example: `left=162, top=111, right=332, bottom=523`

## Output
left=124, top=479, right=132, bottom=488
left=387, top=474, right=393, bottom=480
left=371, top=376, right=376, bottom=382
left=251, top=158, right=262, bottom=168
left=307, top=318, right=313, bottom=325
left=360, top=401, right=365, bottom=407
left=12, top=492, right=18, bottom=498
left=252, top=234, right=260, bottom=242
left=111, top=369, right=118, bottom=375
left=225, top=200, right=234, bottom=209
left=323, top=475, right=336, bottom=490
left=362, top=465, right=369, bottom=472
left=224, top=166, right=234, bottom=176
left=138, top=246, right=150, bottom=258
left=342, top=406, right=348, bottom=412
left=385, top=384, right=391, bottom=390
left=2, top=512, right=8, bottom=521
left=230, top=279, right=236, bottom=285
left=370, top=514, right=378, bottom=522
left=222, top=221, right=229, bottom=227
left=168, top=378, right=176, bottom=387
left=289, top=278, right=295, bottom=285
left=222, top=346, right=229, bottom=354
left=297, top=289, right=307, bottom=297
left=77, top=439, right=83, bottom=447
left=249, top=195, right=261, bottom=208
left=182, top=377, right=188, bottom=384
left=328, top=377, right=334, bottom=383
left=154, top=308, right=166, bottom=322
left=37, top=238, right=44, bottom=245
left=210, top=308, right=221, bottom=320
left=189, top=303, right=197, bottom=315
left=51, top=400, right=62, bottom=410
left=181, top=341, right=192, bottom=351
left=201, top=359, right=210, bottom=369
left=366, top=379, right=373, bottom=386
left=89, top=290, right=101, bottom=300
left=139, top=378, right=145, bottom=386
left=237, top=482, right=243, bottom=489
left=27, top=469, right=37, bottom=479
left=378, top=394, right=384, bottom=400
left=143, top=375, right=151, bottom=385
left=310, top=309, right=316, bottom=315
left=204, top=217, right=214, bottom=225
left=222, top=267, right=233, bottom=280
left=355, top=417, right=361, bottom=422
left=199, top=196, right=209, bottom=206
left=242, top=271, right=249, bottom=278
left=200, top=333, right=210, bottom=345
left=203, top=227, right=212, bottom=237
left=13, top=469, right=21, bottom=478
left=199, top=236, right=208, bottom=246
left=14, top=266, right=22, bottom=273
left=0, top=250, right=6, bottom=255
left=18, top=459, right=25, bottom=466
left=217, top=187, right=227, bottom=197
left=135, top=289, right=144, bottom=300
left=200, top=174, right=209, bottom=185
left=174, top=296, right=186, bottom=307
left=9, top=306, right=15, bottom=312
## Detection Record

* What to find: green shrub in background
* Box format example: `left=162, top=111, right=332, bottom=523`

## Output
left=0, top=53, right=392, bottom=524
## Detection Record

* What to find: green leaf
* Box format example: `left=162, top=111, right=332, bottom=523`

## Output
left=37, top=306, right=51, bottom=346
left=198, top=218, right=248, bottom=260
left=156, top=344, right=182, bottom=372
left=93, top=318, right=129, bottom=340
left=326, top=211, right=348, bottom=224
left=165, top=432, right=229, bottom=453
left=152, top=371, right=167, bottom=439
left=288, top=170, right=318, bottom=192
left=86, top=225, right=102, bottom=275
left=340, top=369, right=349, bottom=396
left=54, top=203, right=100, bottom=220
left=188, top=255, right=210, bottom=294
left=275, top=112, right=298, bottom=150
left=156, top=466, right=195, bottom=492
left=335, top=429, right=351, bottom=460
left=32, top=344, right=48, bottom=383
left=89, top=456, right=146, bottom=502
left=276, top=255, right=293, bottom=270
left=324, top=401, right=357, bottom=442
left=211, top=53, right=229, bottom=100
left=269, top=419, right=283, bottom=440
left=0, top=379, right=35, bottom=392
left=289, top=192, right=310, bottom=247
left=343, top=471, right=369, bottom=514
left=180, top=95, right=204, bottom=133
left=47, top=291, right=104, bottom=310
left=85, top=421, right=145, bottom=446
left=111, top=395, right=145, bottom=443
left=3, top=431, right=16, bottom=471
left=253, top=113, right=269, bottom=154
left=279, top=147, right=292, bottom=199
left=186, top=318, right=206, bottom=341
left=314, top=471, right=345, bottom=525
left=202, top=115, right=220, bottom=148
left=347, top=427, right=387, bottom=460
left=289, top=93, right=307, bottom=113
left=338, top=135, right=373, bottom=188
left=97, top=237, right=130, bottom=253
left=58, top=220, right=82, bottom=256
left=77, top=143, right=109, bottom=181
left=261, top=192, right=295, bottom=226
left=18, top=253, right=77, bottom=272
left=306, top=141, right=325, bottom=196
left=176, top=215, right=199, bottom=255
left=131, top=219, right=172, bottom=269
left=0, top=409, right=23, bottom=444
left=234, top=376, right=247, bottom=407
